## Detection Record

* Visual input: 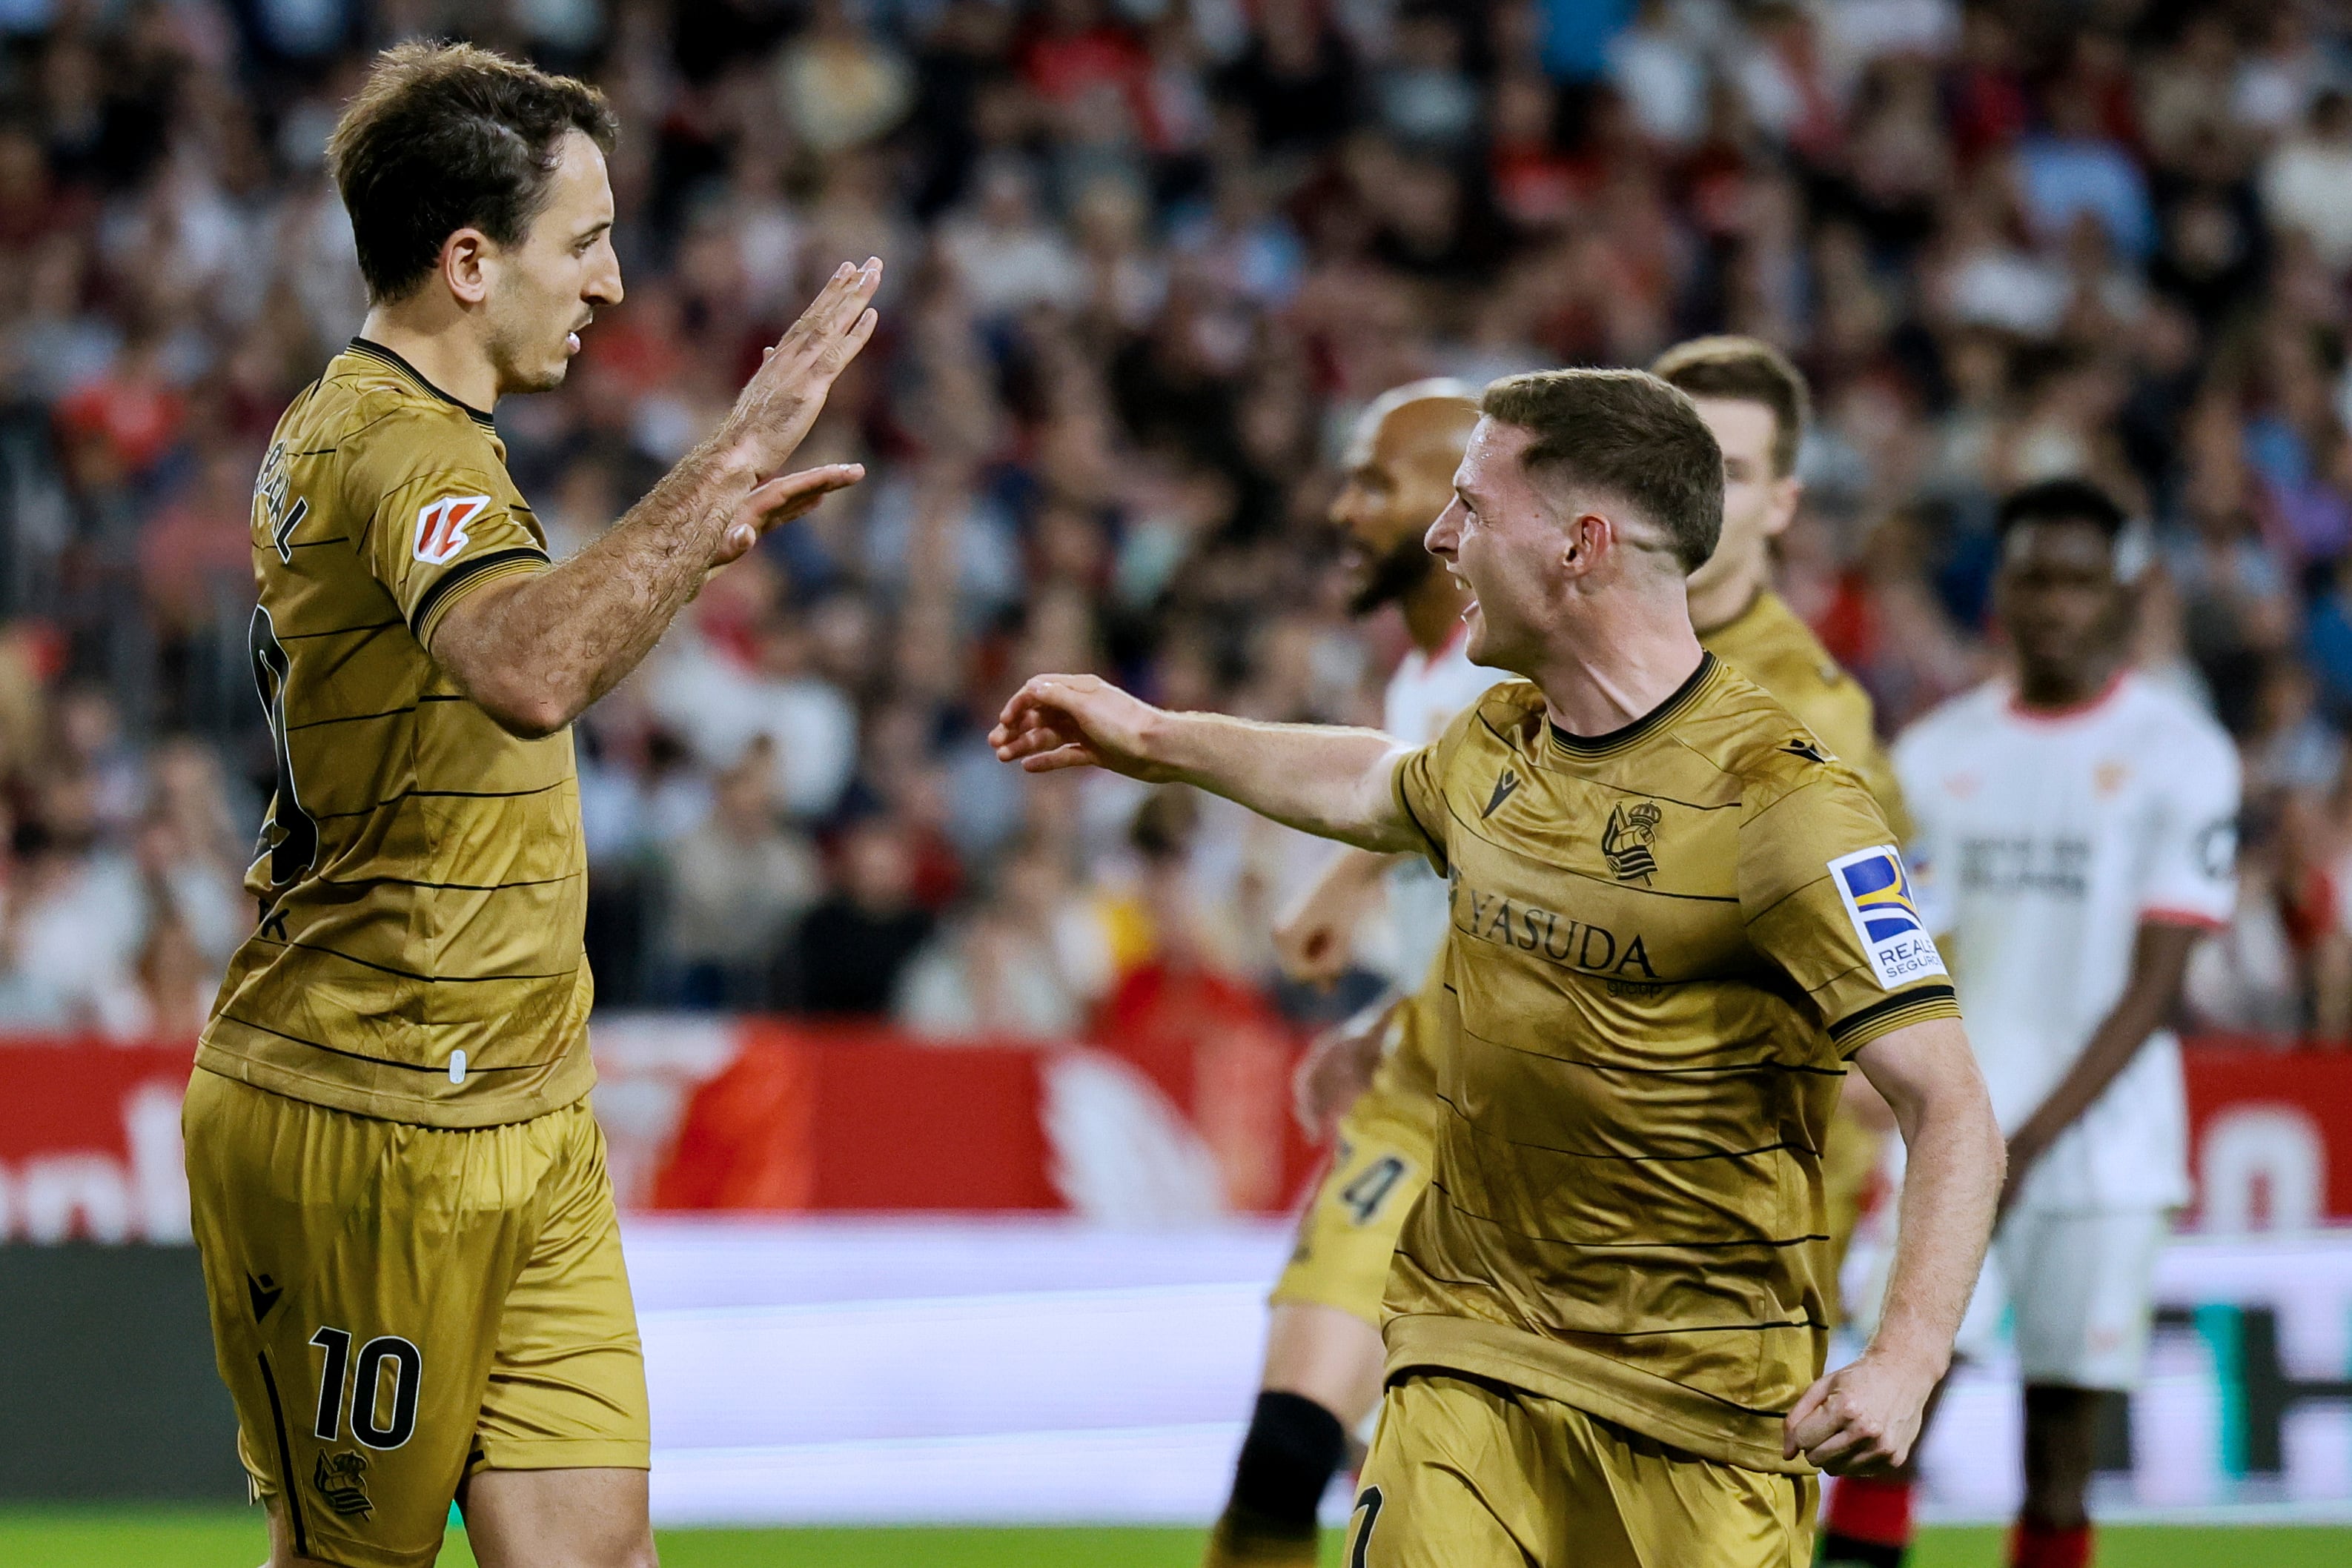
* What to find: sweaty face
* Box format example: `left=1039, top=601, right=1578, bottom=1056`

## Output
left=1330, top=406, right=1463, bottom=615
left=1681, top=396, right=1792, bottom=601
left=481, top=130, right=622, bottom=396
left=1424, top=419, right=1557, bottom=673
left=1995, top=519, right=2125, bottom=690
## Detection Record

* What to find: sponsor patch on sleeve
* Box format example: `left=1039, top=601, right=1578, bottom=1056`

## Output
left=412, top=494, right=491, bottom=565
left=1826, top=844, right=1947, bottom=989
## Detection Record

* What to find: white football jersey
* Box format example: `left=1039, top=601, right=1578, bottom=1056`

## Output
left=1370, top=626, right=1497, bottom=989
left=1893, top=674, right=2239, bottom=1212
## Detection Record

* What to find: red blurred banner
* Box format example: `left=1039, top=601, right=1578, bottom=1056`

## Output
left=1, top=1030, right=2345, bottom=1241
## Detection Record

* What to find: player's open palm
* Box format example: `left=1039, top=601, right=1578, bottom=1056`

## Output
left=718, top=258, right=884, bottom=476
left=991, top=674, right=1173, bottom=780
left=1783, top=1350, right=1935, bottom=1475
left=712, top=462, right=867, bottom=567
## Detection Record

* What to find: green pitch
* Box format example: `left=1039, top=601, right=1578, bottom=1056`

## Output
left=2, top=1508, right=2347, bottom=1566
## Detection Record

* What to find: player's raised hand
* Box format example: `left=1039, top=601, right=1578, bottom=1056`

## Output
left=1783, top=1349, right=1938, bottom=1475
left=716, top=258, right=883, bottom=476
left=990, top=674, right=1176, bottom=780
left=712, top=462, right=866, bottom=568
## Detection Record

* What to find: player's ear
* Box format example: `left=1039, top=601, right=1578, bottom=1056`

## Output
left=1763, top=475, right=1803, bottom=539
left=442, top=228, right=492, bottom=308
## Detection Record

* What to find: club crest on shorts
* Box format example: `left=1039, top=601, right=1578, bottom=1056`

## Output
left=313, top=1449, right=373, bottom=1519
left=1827, top=844, right=1947, bottom=988
left=412, top=494, right=491, bottom=565
left=1601, top=800, right=1663, bottom=883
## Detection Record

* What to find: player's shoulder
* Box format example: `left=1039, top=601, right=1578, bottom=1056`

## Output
left=1677, top=658, right=1869, bottom=807
left=2115, top=674, right=2239, bottom=785
left=311, top=342, right=503, bottom=476
left=1891, top=679, right=2007, bottom=765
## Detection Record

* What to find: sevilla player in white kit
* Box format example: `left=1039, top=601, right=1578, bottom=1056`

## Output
left=1873, top=480, right=2239, bottom=1568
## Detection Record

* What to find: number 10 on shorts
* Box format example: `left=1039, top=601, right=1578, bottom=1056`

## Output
left=310, top=1326, right=424, bottom=1450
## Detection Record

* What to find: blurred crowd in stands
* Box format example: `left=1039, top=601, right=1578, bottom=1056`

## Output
left=0, top=0, right=2349, bottom=1044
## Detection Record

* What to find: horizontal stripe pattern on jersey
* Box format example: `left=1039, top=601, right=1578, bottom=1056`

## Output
left=199, top=340, right=592, bottom=1128
left=1382, top=657, right=1960, bottom=1474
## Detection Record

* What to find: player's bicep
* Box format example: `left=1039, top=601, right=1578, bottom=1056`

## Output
left=2139, top=736, right=2240, bottom=929
left=1741, top=774, right=1960, bottom=1057
left=362, top=471, right=549, bottom=646
left=1847, top=1015, right=1990, bottom=1137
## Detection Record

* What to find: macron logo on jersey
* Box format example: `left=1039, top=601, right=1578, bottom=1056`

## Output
left=413, top=494, right=491, bottom=566
left=1827, top=845, right=1947, bottom=989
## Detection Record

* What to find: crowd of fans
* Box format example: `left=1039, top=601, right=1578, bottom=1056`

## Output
left=0, top=0, right=2348, bottom=1043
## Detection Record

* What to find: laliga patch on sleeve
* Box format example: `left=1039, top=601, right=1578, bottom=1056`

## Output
left=1826, top=844, right=1947, bottom=989
left=413, top=494, right=491, bottom=565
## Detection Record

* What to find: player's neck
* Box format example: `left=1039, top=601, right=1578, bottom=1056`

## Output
left=1534, top=593, right=1709, bottom=740
left=1684, top=543, right=1768, bottom=636
left=358, top=302, right=501, bottom=413
left=2015, top=657, right=2123, bottom=714
left=1401, top=569, right=1472, bottom=656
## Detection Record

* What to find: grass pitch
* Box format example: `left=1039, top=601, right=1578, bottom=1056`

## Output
left=1, top=1508, right=2347, bottom=1565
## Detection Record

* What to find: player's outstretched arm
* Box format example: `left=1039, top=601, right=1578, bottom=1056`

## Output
left=1786, top=1015, right=2002, bottom=1475
left=990, top=674, right=1422, bottom=853
left=431, top=259, right=884, bottom=738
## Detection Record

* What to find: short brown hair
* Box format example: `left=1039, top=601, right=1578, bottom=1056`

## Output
left=1649, top=335, right=1810, bottom=479
left=1479, top=369, right=1723, bottom=573
left=328, top=41, right=617, bottom=303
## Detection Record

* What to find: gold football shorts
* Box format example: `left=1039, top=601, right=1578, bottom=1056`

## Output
left=184, top=1068, right=649, bottom=1568
left=1345, top=1372, right=1817, bottom=1568
left=1269, top=1071, right=1435, bottom=1326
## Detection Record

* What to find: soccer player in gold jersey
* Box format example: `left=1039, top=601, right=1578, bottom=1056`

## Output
left=996, top=369, right=2004, bottom=1567
left=185, top=44, right=881, bottom=1568
left=1213, top=340, right=1909, bottom=1566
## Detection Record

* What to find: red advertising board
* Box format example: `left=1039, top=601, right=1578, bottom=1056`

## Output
left=3, top=1031, right=2346, bottom=1240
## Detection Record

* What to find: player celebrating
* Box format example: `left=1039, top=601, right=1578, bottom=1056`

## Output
left=1204, top=381, right=1486, bottom=1568
left=1217, top=340, right=1914, bottom=1566
left=185, top=44, right=881, bottom=1568
left=1866, top=480, right=2239, bottom=1568
left=996, top=369, right=2004, bottom=1566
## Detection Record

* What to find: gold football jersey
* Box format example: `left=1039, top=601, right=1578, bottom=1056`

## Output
left=196, top=339, right=594, bottom=1129
left=1382, top=655, right=1958, bottom=1473
left=1701, top=588, right=1909, bottom=840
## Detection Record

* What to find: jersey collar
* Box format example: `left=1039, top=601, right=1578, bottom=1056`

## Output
left=1548, top=652, right=1718, bottom=760
left=2004, top=668, right=2128, bottom=725
left=347, top=338, right=499, bottom=431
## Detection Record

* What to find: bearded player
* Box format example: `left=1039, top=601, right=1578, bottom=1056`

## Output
left=184, top=44, right=881, bottom=1568
left=998, top=369, right=2002, bottom=1566
left=1202, top=381, right=1487, bottom=1568
left=1213, top=339, right=1912, bottom=1565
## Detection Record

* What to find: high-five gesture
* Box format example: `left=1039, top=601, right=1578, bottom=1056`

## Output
left=991, top=675, right=1180, bottom=780
left=990, top=673, right=1423, bottom=854
left=717, top=259, right=883, bottom=478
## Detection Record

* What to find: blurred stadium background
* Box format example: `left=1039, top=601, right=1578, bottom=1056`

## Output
left=3, top=0, right=2352, bottom=1562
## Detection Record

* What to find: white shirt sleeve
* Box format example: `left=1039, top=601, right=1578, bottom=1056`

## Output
left=1890, top=725, right=1958, bottom=937
left=2139, top=717, right=2240, bottom=929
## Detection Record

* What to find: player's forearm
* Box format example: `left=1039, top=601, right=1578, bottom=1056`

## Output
left=2015, top=923, right=2200, bottom=1149
left=1855, top=1020, right=2004, bottom=1375
left=1147, top=710, right=1420, bottom=852
left=431, top=442, right=754, bottom=736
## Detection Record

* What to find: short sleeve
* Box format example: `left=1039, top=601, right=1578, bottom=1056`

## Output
left=2139, top=722, right=2240, bottom=929
left=1391, top=700, right=1483, bottom=876
left=354, top=420, right=550, bottom=648
left=1740, top=768, right=1961, bottom=1057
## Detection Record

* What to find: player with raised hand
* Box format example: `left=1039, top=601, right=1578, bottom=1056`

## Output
left=998, top=369, right=2004, bottom=1567
left=185, top=43, right=879, bottom=1568
left=1862, top=480, right=2240, bottom=1568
